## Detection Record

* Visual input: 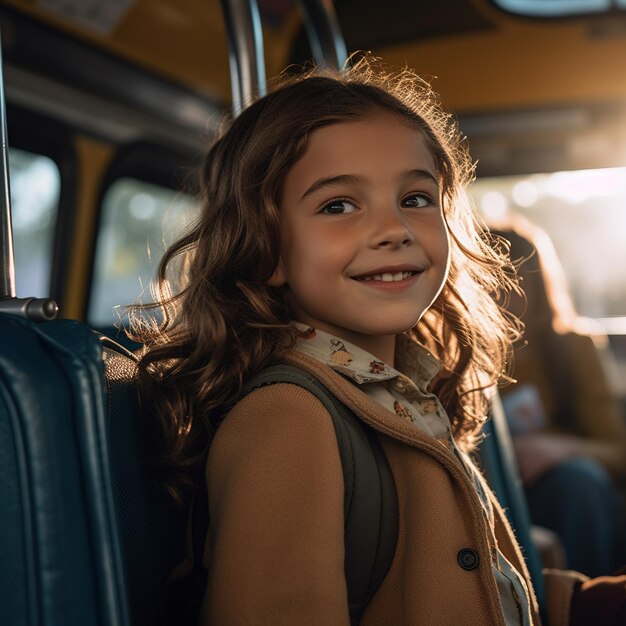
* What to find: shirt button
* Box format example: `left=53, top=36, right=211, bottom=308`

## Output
left=457, top=548, right=480, bottom=570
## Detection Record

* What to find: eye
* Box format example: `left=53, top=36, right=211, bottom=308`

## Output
left=320, top=198, right=358, bottom=215
left=401, top=193, right=434, bottom=209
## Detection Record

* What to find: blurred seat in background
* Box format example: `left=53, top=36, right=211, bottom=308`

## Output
left=491, top=214, right=626, bottom=577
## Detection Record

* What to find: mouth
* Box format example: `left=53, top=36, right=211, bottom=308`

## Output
left=353, top=270, right=418, bottom=282
left=351, top=266, right=424, bottom=283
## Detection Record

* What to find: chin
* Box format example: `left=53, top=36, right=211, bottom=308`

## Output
left=362, top=318, right=421, bottom=337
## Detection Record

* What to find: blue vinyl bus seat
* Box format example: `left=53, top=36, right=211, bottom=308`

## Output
left=0, top=314, right=184, bottom=626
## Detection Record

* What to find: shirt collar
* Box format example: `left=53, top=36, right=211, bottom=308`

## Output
left=292, top=322, right=441, bottom=391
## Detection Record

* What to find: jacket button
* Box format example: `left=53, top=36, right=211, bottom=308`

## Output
left=457, top=549, right=479, bottom=570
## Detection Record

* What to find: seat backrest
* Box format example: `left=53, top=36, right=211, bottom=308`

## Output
left=0, top=315, right=129, bottom=626
left=0, top=314, right=185, bottom=626
left=102, top=338, right=186, bottom=626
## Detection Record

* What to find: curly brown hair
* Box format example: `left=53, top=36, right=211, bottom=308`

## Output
left=128, top=57, right=521, bottom=504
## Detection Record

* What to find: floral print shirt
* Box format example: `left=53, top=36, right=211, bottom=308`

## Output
left=293, top=323, right=532, bottom=626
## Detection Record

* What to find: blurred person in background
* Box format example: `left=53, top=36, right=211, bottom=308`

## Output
left=492, top=214, right=626, bottom=577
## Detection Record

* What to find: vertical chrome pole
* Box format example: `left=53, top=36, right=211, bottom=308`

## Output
left=296, top=0, right=348, bottom=70
left=0, top=27, right=16, bottom=299
left=220, top=0, right=267, bottom=116
left=0, top=27, right=57, bottom=319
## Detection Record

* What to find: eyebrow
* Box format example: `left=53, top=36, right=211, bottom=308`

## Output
left=299, top=169, right=439, bottom=202
left=300, top=174, right=361, bottom=201
left=402, top=168, right=439, bottom=187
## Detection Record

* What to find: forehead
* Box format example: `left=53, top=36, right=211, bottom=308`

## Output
left=285, top=112, right=438, bottom=193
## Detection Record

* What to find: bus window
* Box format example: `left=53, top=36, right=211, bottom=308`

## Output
left=493, top=0, right=622, bottom=18
left=88, top=178, right=197, bottom=327
left=10, top=148, right=60, bottom=299
left=470, top=167, right=626, bottom=322
left=494, top=0, right=612, bottom=17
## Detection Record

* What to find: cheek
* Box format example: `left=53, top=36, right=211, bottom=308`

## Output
left=285, top=226, right=344, bottom=274
left=422, top=220, right=451, bottom=298
left=425, top=216, right=451, bottom=268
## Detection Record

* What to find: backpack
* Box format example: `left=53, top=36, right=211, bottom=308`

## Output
left=164, top=363, right=398, bottom=626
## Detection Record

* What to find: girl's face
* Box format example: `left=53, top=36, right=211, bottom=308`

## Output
left=270, top=111, right=450, bottom=363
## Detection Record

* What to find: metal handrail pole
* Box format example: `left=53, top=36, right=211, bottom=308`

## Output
left=0, top=28, right=58, bottom=319
left=220, top=0, right=266, bottom=116
left=0, top=28, right=16, bottom=299
left=296, top=0, right=348, bottom=70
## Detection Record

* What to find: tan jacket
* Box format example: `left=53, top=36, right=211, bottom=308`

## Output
left=200, top=350, right=584, bottom=625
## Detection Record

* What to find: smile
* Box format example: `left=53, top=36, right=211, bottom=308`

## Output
left=354, top=271, right=417, bottom=282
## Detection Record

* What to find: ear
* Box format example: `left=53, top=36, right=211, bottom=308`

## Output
left=266, top=257, right=287, bottom=287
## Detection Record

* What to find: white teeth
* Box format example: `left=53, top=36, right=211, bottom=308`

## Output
left=359, top=271, right=414, bottom=282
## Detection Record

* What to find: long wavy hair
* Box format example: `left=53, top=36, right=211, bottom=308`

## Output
left=129, top=57, right=521, bottom=504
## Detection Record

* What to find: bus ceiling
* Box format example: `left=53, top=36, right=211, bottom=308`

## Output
left=3, top=0, right=626, bottom=114
left=2, top=0, right=625, bottom=180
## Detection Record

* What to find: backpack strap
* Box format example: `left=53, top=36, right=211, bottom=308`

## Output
left=184, top=363, right=398, bottom=626
left=242, top=364, right=398, bottom=625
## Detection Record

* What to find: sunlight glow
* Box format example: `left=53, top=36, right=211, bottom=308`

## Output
left=512, top=180, right=539, bottom=207
left=480, top=191, right=509, bottom=221
left=470, top=166, right=626, bottom=319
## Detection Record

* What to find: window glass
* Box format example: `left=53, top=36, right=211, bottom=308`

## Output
left=10, top=148, right=60, bottom=298
left=469, top=167, right=626, bottom=322
left=89, top=178, right=197, bottom=326
left=492, top=0, right=610, bottom=17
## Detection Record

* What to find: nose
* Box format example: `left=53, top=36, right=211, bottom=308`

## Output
left=370, top=207, right=414, bottom=249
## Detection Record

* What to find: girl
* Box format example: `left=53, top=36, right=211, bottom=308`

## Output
left=130, top=58, right=622, bottom=625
